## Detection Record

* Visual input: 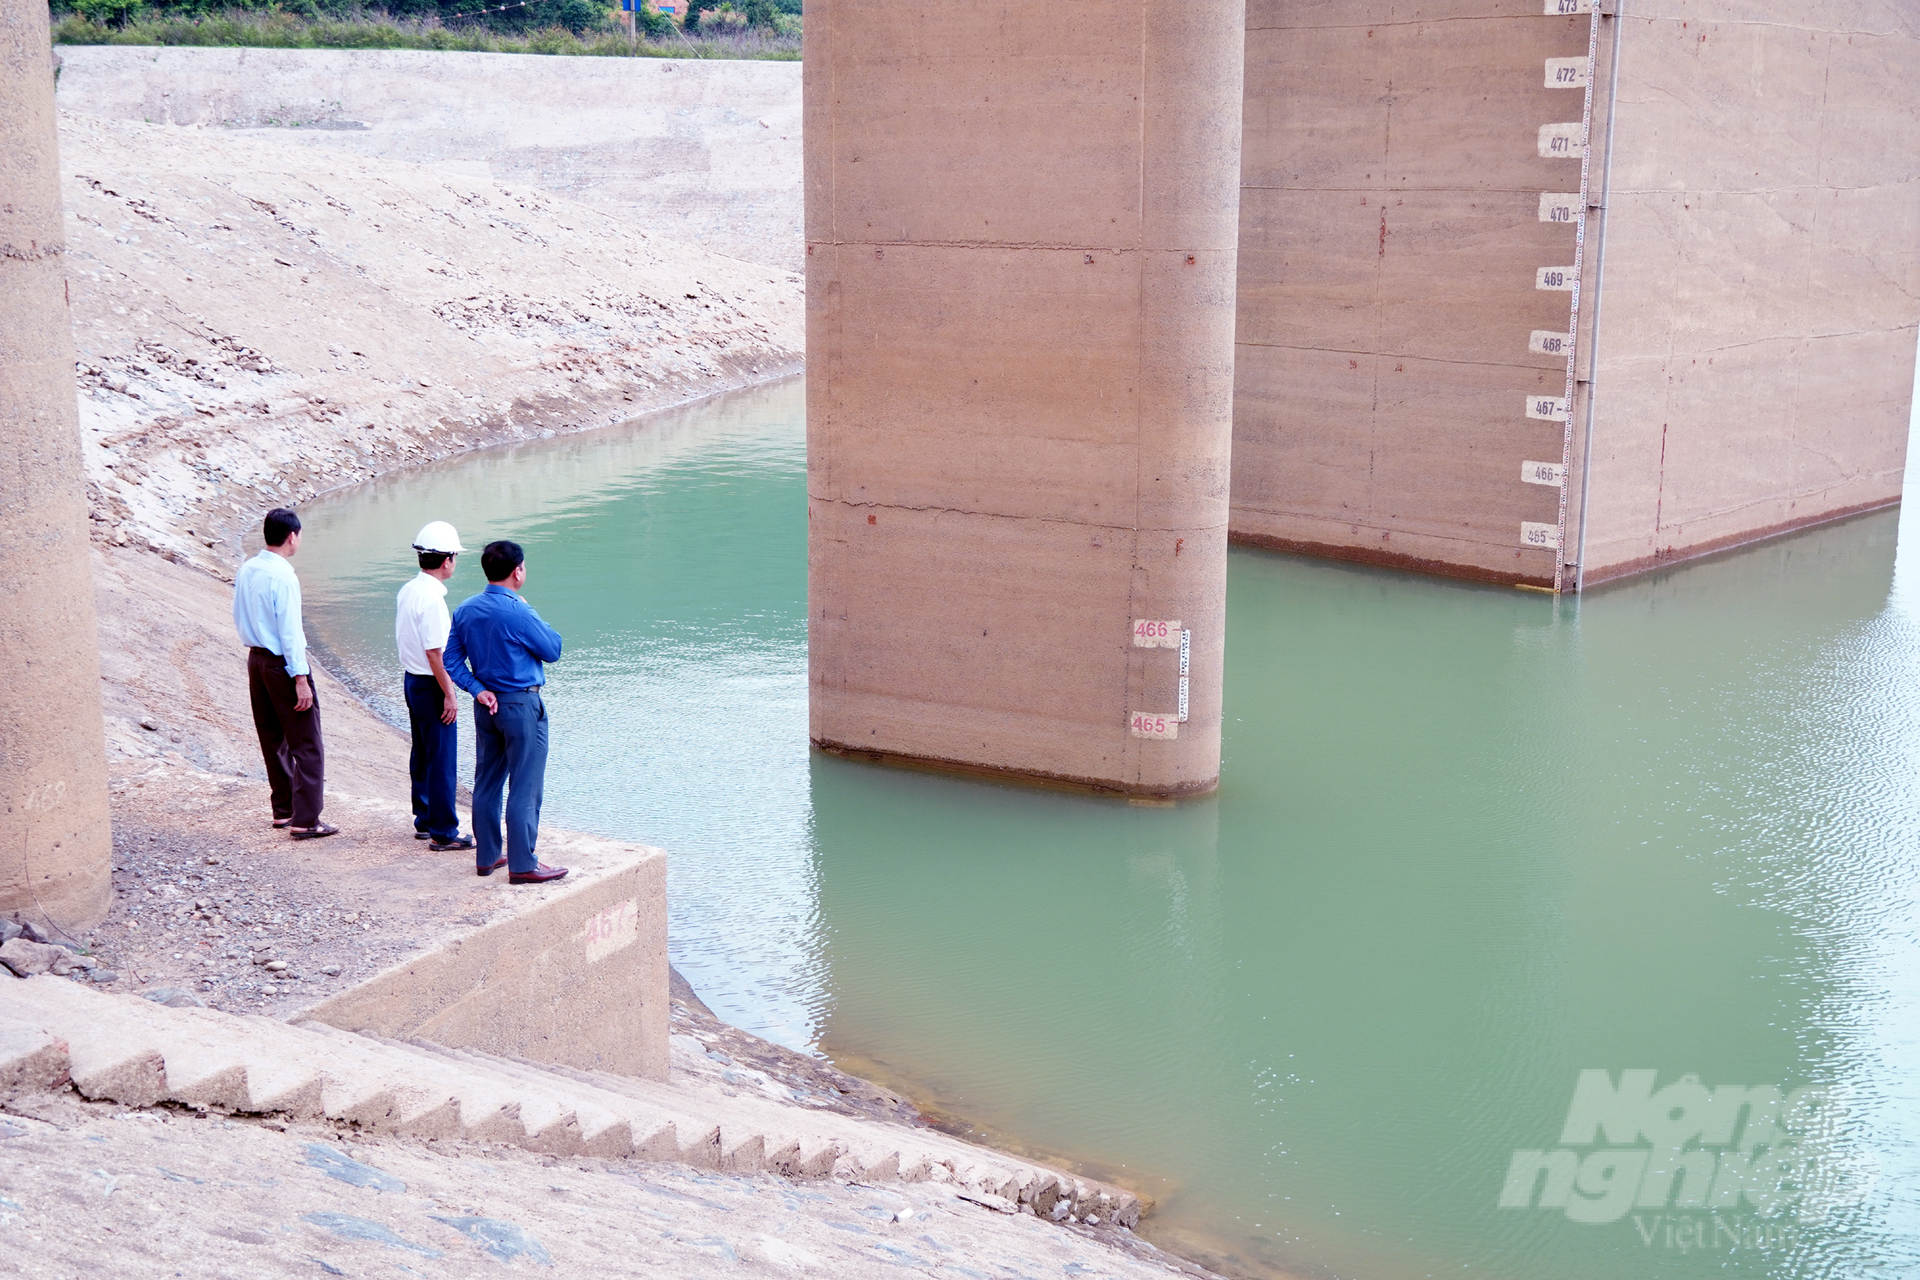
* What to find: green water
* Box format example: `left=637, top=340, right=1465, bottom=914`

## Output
left=296, top=375, right=1920, bottom=1279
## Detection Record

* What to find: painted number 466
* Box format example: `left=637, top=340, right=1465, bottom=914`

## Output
left=1132, top=619, right=1182, bottom=648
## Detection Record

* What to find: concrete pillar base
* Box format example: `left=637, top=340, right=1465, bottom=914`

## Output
left=0, top=0, right=115, bottom=934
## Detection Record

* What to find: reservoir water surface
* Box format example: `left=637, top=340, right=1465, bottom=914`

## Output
left=296, top=377, right=1920, bottom=1279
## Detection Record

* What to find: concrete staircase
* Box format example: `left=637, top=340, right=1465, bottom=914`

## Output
left=0, top=976, right=1139, bottom=1228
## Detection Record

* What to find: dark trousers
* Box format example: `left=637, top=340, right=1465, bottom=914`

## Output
left=472, top=689, right=548, bottom=873
left=246, top=647, right=325, bottom=828
left=405, top=672, right=460, bottom=841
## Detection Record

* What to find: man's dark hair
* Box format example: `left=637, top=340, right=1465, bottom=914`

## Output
left=418, top=551, right=453, bottom=572
left=481, top=540, right=524, bottom=583
left=263, top=507, right=301, bottom=547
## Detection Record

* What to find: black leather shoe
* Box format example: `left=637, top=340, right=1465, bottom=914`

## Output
left=508, top=863, right=569, bottom=885
left=476, top=856, right=507, bottom=877
left=430, top=834, right=476, bottom=851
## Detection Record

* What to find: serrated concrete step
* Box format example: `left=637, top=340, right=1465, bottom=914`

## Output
left=0, top=976, right=1138, bottom=1227
left=0, top=1015, right=70, bottom=1099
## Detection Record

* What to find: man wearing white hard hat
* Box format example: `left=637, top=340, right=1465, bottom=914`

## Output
left=395, top=521, right=474, bottom=850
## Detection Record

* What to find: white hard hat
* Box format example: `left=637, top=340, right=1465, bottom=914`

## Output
left=412, top=521, right=466, bottom=554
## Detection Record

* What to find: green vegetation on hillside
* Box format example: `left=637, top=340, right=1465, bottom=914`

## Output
left=49, top=0, right=801, bottom=58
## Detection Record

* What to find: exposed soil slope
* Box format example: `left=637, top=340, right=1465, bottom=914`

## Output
left=59, top=110, right=803, bottom=576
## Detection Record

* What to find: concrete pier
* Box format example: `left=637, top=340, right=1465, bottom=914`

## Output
left=804, top=0, right=1245, bottom=794
left=1232, top=0, right=1920, bottom=589
left=0, top=2, right=115, bottom=931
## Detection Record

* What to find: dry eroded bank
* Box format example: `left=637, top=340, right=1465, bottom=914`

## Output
left=55, top=45, right=804, bottom=271
left=59, top=110, right=804, bottom=576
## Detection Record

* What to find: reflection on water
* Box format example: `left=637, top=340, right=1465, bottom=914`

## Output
left=300, top=376, right=1920, bottom=1279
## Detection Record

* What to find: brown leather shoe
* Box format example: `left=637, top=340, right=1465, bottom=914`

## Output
left=508, top=863, right=569, bottom=885
left=476, top=856, right=507, bottom=877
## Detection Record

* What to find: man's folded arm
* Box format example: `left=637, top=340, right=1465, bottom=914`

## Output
left=519, top=606, right=564, bottom=663
left=442, top=621, right=485, bottom=696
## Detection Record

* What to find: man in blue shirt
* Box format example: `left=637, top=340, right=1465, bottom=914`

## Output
left=443, top=540, right=567, bottom=883
left=231, top=507, right=334, bottom=838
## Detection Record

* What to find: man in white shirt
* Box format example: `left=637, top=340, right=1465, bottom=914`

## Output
left=233, top=507, right=333, bottom=838
left=397, top=521, right=473, bottom=850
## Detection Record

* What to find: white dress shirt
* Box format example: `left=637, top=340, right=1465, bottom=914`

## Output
left=395, top=572, right=452, bottom=676
left=233, top=549, right=309, bottom=676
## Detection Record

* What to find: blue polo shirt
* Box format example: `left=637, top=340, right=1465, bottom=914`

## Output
left=444, top=584, right=564, bottom=695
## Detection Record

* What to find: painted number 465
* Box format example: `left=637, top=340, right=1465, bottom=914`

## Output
left=1130, top=714, right=1177, bottom=740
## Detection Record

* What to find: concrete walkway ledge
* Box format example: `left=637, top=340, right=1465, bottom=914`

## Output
left=297, top=831, right=667, bottom=1081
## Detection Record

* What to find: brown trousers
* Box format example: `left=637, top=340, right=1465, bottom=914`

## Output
left=246, top=647, right=325, bottom=827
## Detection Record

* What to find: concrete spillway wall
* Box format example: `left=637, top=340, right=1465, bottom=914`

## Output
left=1232, top=0, right=1920, bottom=589
left=804, top=0, right=1244, bottom=796
left=1574, top=2, right=1919, bottom=585
left=53, top=45, right=803, bottom=272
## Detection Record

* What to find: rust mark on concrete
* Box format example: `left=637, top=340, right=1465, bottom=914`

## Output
left=1229, top=529, right=1554, bottom=590
left=1582, top=497, right=1900, bottom=591
left=810, top=740, right=1217, bottom=800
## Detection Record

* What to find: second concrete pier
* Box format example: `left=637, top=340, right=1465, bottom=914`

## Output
left=804, top=0, right=1245, bottom=795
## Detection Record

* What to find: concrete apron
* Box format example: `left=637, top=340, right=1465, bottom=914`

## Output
left=295, top=822, right=668, bottom=1081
